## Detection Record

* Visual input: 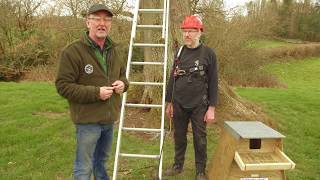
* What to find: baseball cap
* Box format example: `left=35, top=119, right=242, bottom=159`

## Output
left=88, top=4, right=113, bottom=17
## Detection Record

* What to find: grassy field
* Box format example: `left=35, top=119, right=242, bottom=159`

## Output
left=0, top=82, right=219, bottom=179
left=236, top=57, right=320, bottom=180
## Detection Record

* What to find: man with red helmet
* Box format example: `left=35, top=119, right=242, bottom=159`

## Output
left=165, top=15, right=218, bottom=180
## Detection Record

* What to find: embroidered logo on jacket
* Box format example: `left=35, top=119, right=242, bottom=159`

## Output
left=84, top=64, right=93, bottom=74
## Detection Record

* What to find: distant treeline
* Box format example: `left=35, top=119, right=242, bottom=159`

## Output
left=0, top=0, right=319, bottom=82
left=246, top=0, right=320, bottom=41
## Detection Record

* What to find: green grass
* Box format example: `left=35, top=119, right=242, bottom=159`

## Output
left=235, top=57, right=320, bottom=180
left=247, top=39, right=292, bottom=48
left=0, top=82, right=219, bottom=179
left=0, top=82, right=73, bottom=179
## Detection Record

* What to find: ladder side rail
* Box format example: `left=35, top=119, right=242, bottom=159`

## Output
left=112, top=0, right=141, bottom=179
left=158, top=0, right=170, bottom=178
left=112, top=83, right=128, bottom=180
left=161, top=0, right=167, bottom=38
left=125, top=0, right=141, bottom=78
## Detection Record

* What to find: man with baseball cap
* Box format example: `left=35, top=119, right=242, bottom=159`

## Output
left=55, top=3, right=128, bottom=180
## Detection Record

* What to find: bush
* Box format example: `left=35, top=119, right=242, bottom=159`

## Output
left=0, top=30, right=50, bottom=79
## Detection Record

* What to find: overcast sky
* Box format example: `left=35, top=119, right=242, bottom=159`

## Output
left=224, top=0, right=251, bottom=9
left=124, top=0, right=252, bottom=11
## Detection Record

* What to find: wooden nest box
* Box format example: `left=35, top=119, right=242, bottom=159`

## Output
left=208, top=121, right=295, bottom=180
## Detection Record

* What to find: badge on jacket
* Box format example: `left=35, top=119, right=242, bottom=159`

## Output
left=84, top=64, right=93, bottom=74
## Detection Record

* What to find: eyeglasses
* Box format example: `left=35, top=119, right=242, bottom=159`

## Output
left=88, top=16, right=112, bottom=23
left=182, top=30, right=199, bottom=34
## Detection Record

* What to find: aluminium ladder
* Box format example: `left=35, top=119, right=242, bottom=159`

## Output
left=112, top=0, right=170, bottom=179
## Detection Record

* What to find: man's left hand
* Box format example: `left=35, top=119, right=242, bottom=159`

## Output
left=112, top=80, right=125, bottom=94
left=204, top=106, right=216, bottom=124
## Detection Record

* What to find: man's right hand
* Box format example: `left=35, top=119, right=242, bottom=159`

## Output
left=99, top=86, right=114, bottom=100
left=166, top=103, right=173, bottom=119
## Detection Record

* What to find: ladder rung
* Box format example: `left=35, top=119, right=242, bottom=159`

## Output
left=122, top=127, right=161, bottom=132
left=120, top=153, right=160, bottom=159
left=130, top=81, right=163, bottom=86
left=131, top=62, right=164, bottom=65
left=134, top=43, right=165, bottom=47
left=138, top=9, right=164, bottom=13
left=137, top=25, right=163, bottom=29
left=125, top=103, right=162, bottom=108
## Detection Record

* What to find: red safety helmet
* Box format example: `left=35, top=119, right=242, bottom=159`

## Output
left=180, top=15, right=204, bottom=32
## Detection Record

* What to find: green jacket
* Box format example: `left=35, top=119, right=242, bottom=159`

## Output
left=55, top=33, right=129, bottom=124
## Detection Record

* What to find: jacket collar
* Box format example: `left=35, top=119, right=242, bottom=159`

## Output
left=82, top=31, right=114, bottom=50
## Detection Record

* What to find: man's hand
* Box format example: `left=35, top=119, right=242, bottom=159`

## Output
left=99, top=86, right=114, bottom=100
left=112, top=80, right=125, bottom=94
left=166, top=103, right=173, bottom=119
left=204, top=106, right=216, bottom=124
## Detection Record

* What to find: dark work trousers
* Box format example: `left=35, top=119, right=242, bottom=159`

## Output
left=172, top=101, right=208, bottom=174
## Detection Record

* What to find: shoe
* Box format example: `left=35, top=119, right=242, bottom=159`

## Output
left=196, top=172, right=208, bottom=180
left=165, top=164, right=183, bottom=176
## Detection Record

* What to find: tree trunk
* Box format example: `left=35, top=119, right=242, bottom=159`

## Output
left=139, top=0, right=192, bottom=107
left=140, top=0, right=163, bottom=106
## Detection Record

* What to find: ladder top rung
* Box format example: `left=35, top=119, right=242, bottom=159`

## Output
left=125, top=103, right=162, bottom=108
left=122, top=127, right=161, bottom=132
left=137, top=25, right=163, bottom=29
left=130, top=62, right=164, bottom=65
left=139, top=9, right=164, bottom=13
left=120, top=153, right=160, bottom=159
left=130, top=81, right=163, bottom=86
left=134, top=43, right=165, bottom=47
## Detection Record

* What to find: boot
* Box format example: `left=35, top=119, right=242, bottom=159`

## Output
left=165, top=164, right=183, bottom=176
left=196, top=172, right=208, bottom=180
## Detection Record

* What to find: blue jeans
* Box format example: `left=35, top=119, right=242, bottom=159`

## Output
left=74, top=124, right=114, bottom=180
